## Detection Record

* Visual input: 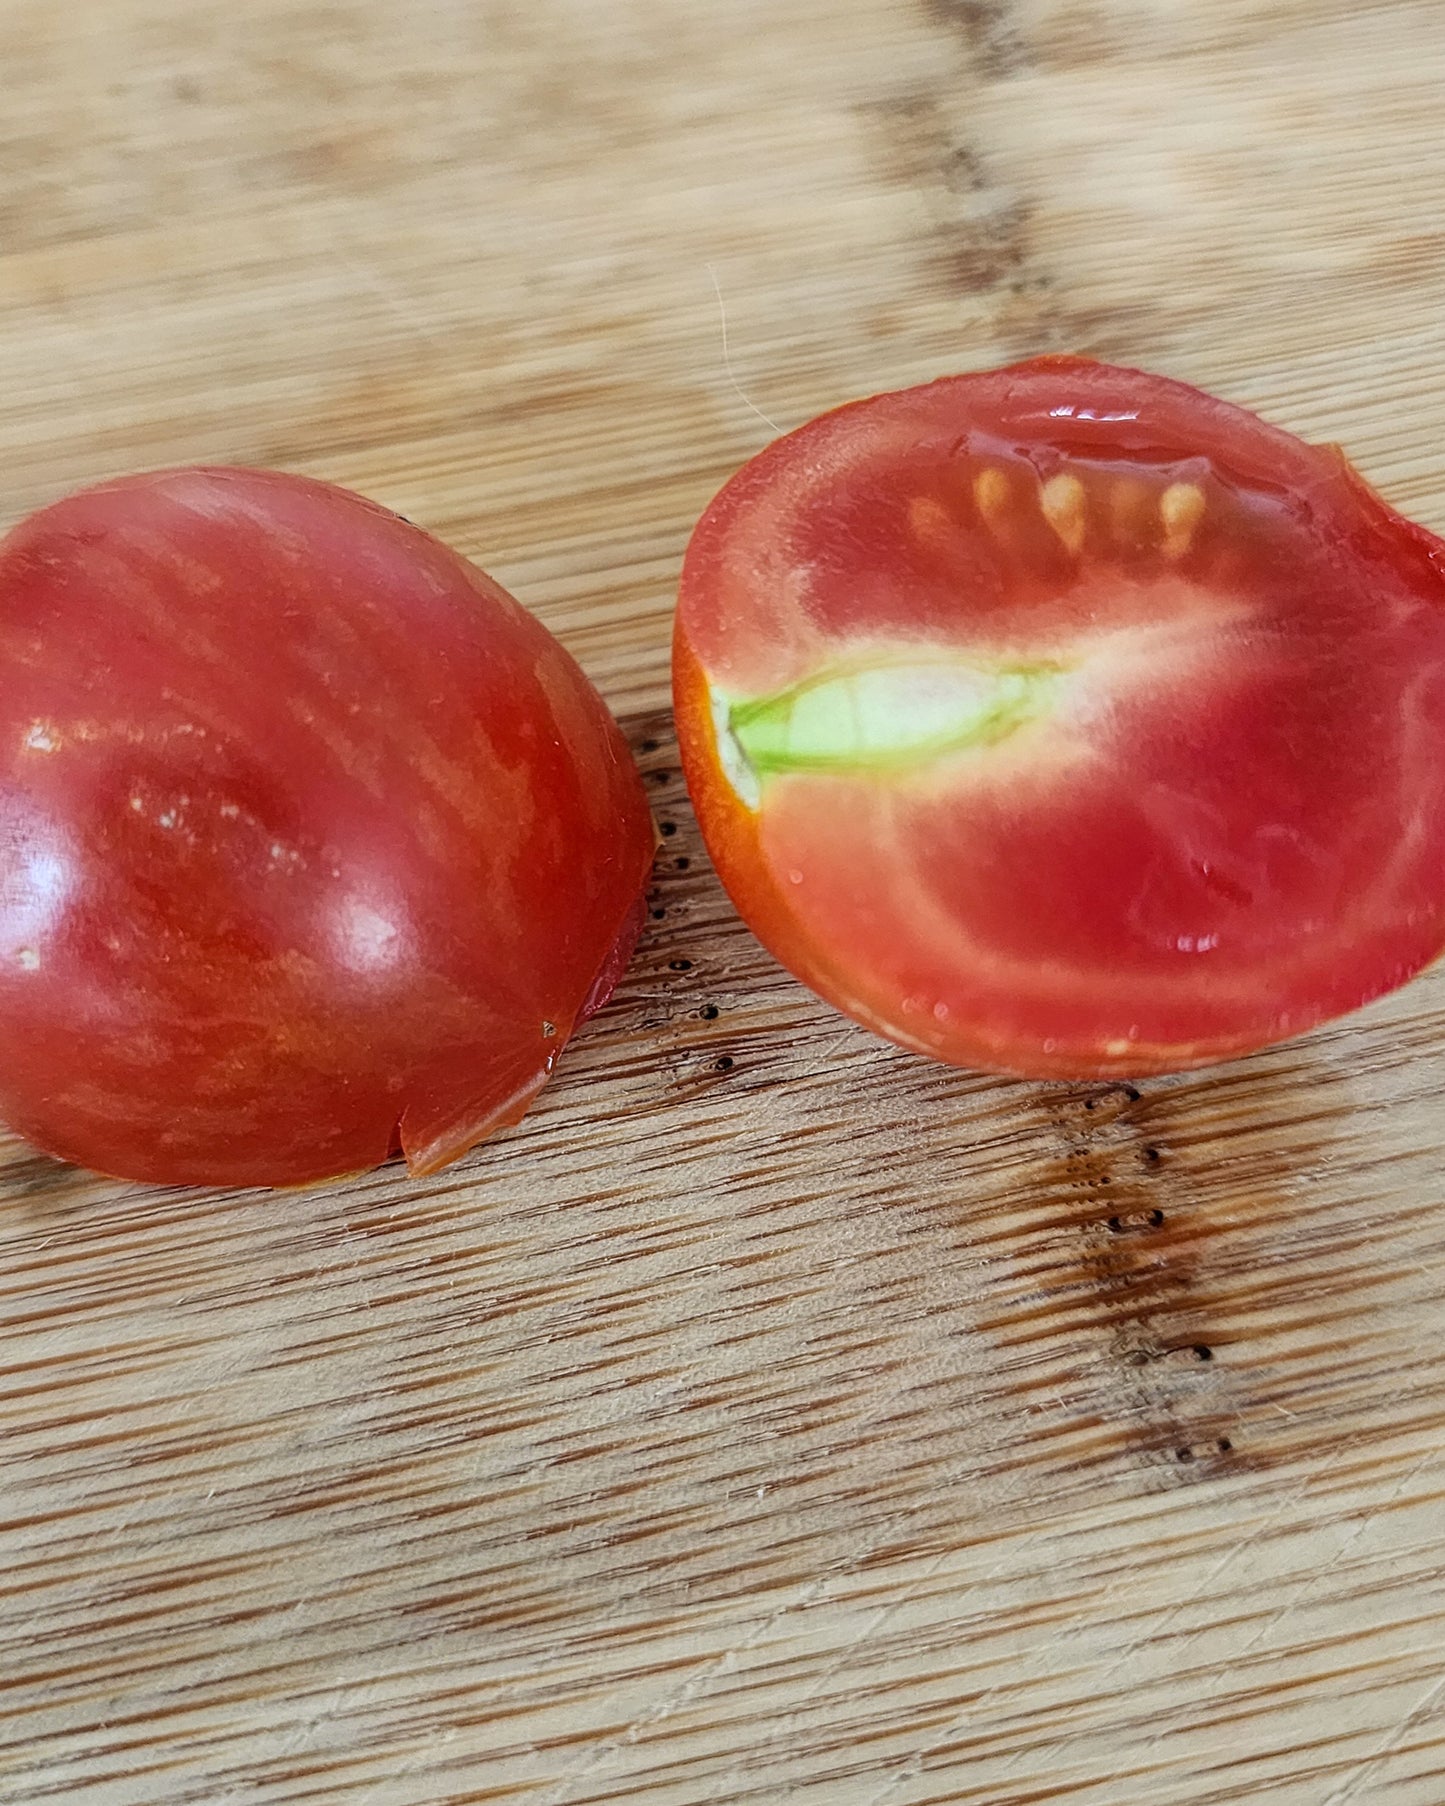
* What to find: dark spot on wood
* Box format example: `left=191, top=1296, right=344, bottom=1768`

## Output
left=934, top=231, right=1029, bottom=296
left=668, top=959, right=693, bottom=973
left=659, top=821, right=678, bottom=837
left=924, top=0, right=1034, bottom=79
left=1105, top=1209, right=1164, bottom=1234
left=943, top=143, right=988, bottom=194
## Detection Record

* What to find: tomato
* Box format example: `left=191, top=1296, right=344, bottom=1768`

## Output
left=674, top=357, right=1445, bottom=1077
left=0, top=468, right=654, bottom=1186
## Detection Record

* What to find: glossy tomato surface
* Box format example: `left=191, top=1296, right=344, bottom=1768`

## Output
left=674, top=357, right=1445, bottom=1076
left=0, top=468, right=654, bottom=1186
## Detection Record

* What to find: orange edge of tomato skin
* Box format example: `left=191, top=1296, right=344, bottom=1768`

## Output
left=672, top=615, right=954, bottom=1059
left=671, top=617, right=889, bottom=1000
left=399, top=1069, right=551, bottom=1179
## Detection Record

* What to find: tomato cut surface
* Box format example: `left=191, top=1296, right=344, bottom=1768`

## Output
left=0, top=468, right=654, bottom=1186
left=674, top=357, right=1445, bottom=1076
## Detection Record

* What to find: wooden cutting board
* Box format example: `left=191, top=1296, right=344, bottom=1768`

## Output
left=3, top=0, right=1445, bottom=1800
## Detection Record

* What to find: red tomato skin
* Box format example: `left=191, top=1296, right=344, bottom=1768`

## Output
left=674, top=357, right=1445, bottom=1077
left=0, top=468, right=654, bottom=1187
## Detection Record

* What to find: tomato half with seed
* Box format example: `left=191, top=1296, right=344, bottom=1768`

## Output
left=674, top=357, right=1445, bottom=1076
left=0, top=468, right=654, bottom=1187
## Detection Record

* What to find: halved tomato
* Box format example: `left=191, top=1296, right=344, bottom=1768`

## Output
left=674, top=357, right=1445, bottom=1076
left=0, top=468, right=654, bottom=1186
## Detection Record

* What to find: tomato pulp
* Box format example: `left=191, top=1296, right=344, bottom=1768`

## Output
left=0, top=468, right=654, bottom=1186
left=674, top=358, right=1445, bottom=1076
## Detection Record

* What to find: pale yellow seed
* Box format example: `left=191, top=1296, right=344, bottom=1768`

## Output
left=1039, top=472, right=1087, bottom=553
left=973, top=465, right=1012, bottom=531
left=1160, top=481, right=1206, bottom=559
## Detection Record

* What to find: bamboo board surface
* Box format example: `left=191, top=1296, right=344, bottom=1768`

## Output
left=3, top=0, right=1445, bottom=1800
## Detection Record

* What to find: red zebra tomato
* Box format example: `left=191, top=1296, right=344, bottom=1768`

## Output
left=674, top=358, right=1445, bottom=1077
left=0, top=468, right=654, bottom=1186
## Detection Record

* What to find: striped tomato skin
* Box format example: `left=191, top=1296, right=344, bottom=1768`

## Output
left=0, top=468, right=653, bottom=1185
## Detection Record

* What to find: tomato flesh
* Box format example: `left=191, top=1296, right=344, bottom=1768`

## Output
left=674, top=357, right=1445, bottom=1076
left=0, top=468, right=654, bottom=1186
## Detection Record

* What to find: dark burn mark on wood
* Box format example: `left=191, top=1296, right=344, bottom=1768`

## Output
left=863, top=85, right=1038, bottom=299
left=968, top=1078, right=1251, bottom=1484
left=925, top=0, right=1034, bottom=80
left=980, top=1047, right=1374, bottom=1488
left=1106, top=1207, right=1166, bottom=1233
left=1123, top=1340, right=1214, bottom=1369
left=865, top=6, right=1189, bottom=360
left=935, top=215, right=1031, bottom=294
